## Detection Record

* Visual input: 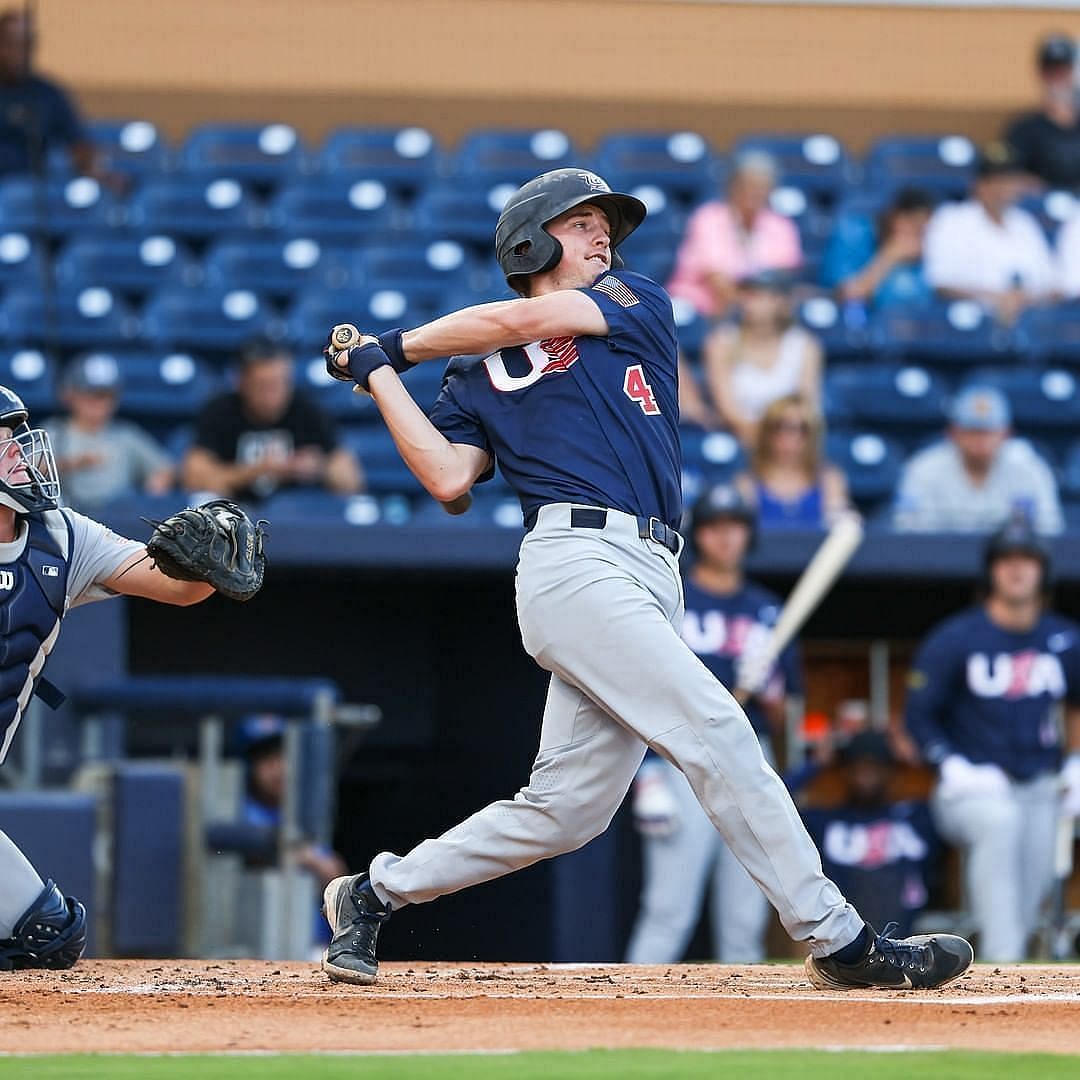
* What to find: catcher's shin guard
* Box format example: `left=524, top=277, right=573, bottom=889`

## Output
left=0, top=879, right=87, bottom=970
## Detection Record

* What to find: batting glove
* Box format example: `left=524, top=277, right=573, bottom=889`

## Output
left=377, top=329, right=416, bottom=375
left=327, top=341, right=393, bottom=392
left=938, top=754, right=1011, bottom=800
left=632, top=767, right=680, bottom=838
left=1061, top=753, right=1080, bottom=818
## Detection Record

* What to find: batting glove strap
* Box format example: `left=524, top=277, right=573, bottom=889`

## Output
left=378, top=329, right=415, bottom=374
left=345, top=341, right=392, bottom=391
left=323, top=334, right=356, bottom=383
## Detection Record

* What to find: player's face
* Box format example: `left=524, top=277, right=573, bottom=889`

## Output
left=545, top=205, right=612, bottom=288
left=0, top=425, right=29, bottom=485
left=240, top=357, right=294, bottom=423
left=694, top=518, right=751, bottom=572
left=990, top=552, right=1043, bottom=604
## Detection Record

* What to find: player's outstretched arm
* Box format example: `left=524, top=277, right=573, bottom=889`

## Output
left=104, top=550, right=214, bottom=606
left=402, top=291, right=608, bottom=362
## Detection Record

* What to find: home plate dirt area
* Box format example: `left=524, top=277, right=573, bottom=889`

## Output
left=1, top=961, right=1079, bottom=1055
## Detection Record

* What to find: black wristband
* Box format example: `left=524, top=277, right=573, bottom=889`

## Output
left=377, top=329, right=414, bottom=374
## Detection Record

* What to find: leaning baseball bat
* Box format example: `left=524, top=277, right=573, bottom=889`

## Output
left=756, top=513, right=864, bottom=671
left=1050, top=813, right=1075, bottom=960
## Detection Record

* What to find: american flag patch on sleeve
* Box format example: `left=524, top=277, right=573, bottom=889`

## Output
left=593, top=275, right=639, bottom=308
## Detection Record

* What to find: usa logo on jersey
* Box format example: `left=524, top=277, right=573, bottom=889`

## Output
left=966, top=650, right=1065, bottom=700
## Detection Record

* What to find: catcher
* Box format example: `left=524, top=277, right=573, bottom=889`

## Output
left=0, top=385, right=265, bottom=971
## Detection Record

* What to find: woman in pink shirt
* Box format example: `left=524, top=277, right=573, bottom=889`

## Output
left=668, top=151, right=802, bottom=318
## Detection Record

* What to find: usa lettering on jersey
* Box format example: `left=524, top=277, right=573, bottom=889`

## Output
left=966, top=650, right=1066, bottom=700
left=823, top=820, right=929, bottom=869
left=484, top=338, right=580, bottom=392
left=681, top=610, right=771, bottom=659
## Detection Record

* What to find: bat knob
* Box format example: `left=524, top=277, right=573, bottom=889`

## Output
left=331, top=323, right=361, bottom=350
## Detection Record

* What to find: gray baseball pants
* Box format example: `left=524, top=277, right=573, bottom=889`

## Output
left=370, top=504, right=863, bottom=957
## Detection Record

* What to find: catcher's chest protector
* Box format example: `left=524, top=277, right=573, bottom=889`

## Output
left=0, top=511, right=70, bottom=764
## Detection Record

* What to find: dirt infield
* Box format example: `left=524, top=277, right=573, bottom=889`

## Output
left=1, top=961, right=1078, bottom=1055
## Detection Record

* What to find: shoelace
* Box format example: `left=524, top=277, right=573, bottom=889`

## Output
left=871, top=922, right=932, bottom=973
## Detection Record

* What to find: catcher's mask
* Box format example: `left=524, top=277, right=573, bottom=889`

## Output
left=495, top=168, right=647, bottom=295
left=0, top=384, right=60, bottom=514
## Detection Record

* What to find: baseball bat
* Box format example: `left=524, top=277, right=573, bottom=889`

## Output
left=1050, top=813, right=1075, bottom=960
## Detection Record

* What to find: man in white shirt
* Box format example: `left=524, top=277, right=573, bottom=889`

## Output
left=893, top=385, right=1063, bottom=535
left=924, top=143, right=1058, bottom=323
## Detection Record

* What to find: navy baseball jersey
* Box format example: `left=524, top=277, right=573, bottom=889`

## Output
left=428, top=270, right=682, bottom=528
left=905, top=606, right=1080, bottom=780
left=680, top=576, right=802, bottom=734
left=802, top=801, right=937, bottom=938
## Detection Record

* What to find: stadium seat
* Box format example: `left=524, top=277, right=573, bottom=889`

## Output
left=358, top=239, right=491, bottom=312
left=0, top=347, right=56, bottom=413
left=614, top=184, right=685, bottom=264
left=1061, top=441, right=1080, bottom=498
left=0, top=231, right=45, bottom=289
left=284, top=287, right=434, bottom=351
left=180, top=123, right=309, bottom=184
left=824, top=364, right=947, bottom=430
left=0, top=177, right=124, bottom=235
left=265, top=490, right=413, bottom=528
left=1016, top=303, right=1080, bottom=367
left=341, top=427, right=427, bottom=495
left=732, top=133, right=857, bottom=205
left=318, top=126, right=442, bottom=192
left=266, top=178, right=398, bottom=240
left=82, top=351, right=220, bottom=421
left=409, top=492, right=524, bottom=529
left=0, top=286, right=139, bottom=348
left=83, top=119, right=170, bottom=178
left=671, top=297, right=709, bottom=364
left=769, top=183, right=833, bottom=260
left=295, top=352, right=380, bottom=421
left=680, top=428, right=747, bottom=484
left=592, top=131, right=723, bottom=208
left=141, top=287, right=276, bottom=352
left=412, top=184, right=509, bottom=248
left=204, top=237, right=351, bottom=297
left=825, top=430, right=905, bottom=505
left=872, top=300, right=1014, bottom=367
left=55, top=236, right=200, bottom=296
left=863, top=134, right=977, bottom=202
left=965, top=367, right=1080, bottom=430
left=128, top=177, right=264, bottom=238
left=1017, top=190, right=1076, bottom=243
left=453, top=128, right=579, bottom=185
left=797, top=294, right=873, bottom=362
left=618, top=236, right=676, bottom=287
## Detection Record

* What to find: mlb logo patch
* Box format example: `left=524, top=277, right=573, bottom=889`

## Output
left=42, top=565, right=60, bottom=577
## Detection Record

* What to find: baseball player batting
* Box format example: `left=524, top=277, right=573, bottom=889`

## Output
left=0, top=387, right=264, bottom=970
left=321, top=168, right=973, bottom=991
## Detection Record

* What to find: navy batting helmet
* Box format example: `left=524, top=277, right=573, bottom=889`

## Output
left=687, top=483, right=757, bottom=556
left=0, top=385, right=60, bottom=514
left=983, top=517, right=1051, bottom=589
left=495, top=168, right=647, bottom=294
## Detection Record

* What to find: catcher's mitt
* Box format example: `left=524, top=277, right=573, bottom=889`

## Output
left=146, top=499, right=266, bottom=602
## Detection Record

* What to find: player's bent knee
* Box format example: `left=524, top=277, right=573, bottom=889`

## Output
left=0, top=879, right=87, bottom=971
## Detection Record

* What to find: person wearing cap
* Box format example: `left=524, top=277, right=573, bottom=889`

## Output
left=1004, top=34, right=1080, bottom=191
left=923, top=141, right=1058, bottom=323
left=903, top=519, right=1080, bottom=961
left=625, top=485, right=801, bottom=964
left=183, top=338, right=363, bottom=502
left=798, top=732, right=938, bottom=939
left=667, top=151, right=802, bottom=320
left=42, top=353, right=173, bottom=513
left=893, top=384, right=1063, bottom=535
left=703, top=270, right=823, bottom=448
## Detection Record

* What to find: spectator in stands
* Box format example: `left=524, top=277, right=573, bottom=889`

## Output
left=1005, top=34, right=1080, bottom=191
left=799, top=732, right=937, bottom=939
left=0, top=10, right=118, bottom=184
left=182, top=339, right=363, bottom=502
left=667, top=151, right=802, bottom=319
left=923, top=142, right=1058, bottom=323
left=734, top=394, right=849, bottom=530
left=903, top=520, right=1080, bottom=961
left=43, top=353, right=173, bottom=513
left=704, top=270, right=823, bottom=446
left=821, top=187, right=935, bottom=310
left=1055, top=209, right=1080, bottom=297
left=893, top=384, right=1063, bottom=535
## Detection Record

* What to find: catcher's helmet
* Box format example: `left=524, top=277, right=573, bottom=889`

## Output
left=495, top=168, right=647, bottom=294
left=0, top=385, right=60, bottom=514
left=983, top=516, right=1051, bottom=588
left=687, top=483, right=757, bottom=556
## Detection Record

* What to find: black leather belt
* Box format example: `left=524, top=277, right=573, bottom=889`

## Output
left=569, top=507, right=681, bottom=555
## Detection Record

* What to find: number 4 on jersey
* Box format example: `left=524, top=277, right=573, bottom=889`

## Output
left=623, top=364, right=661, bottom=415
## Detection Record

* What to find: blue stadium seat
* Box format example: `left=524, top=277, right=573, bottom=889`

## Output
left=82, top=120, right=170, bottom=178
left=358, top=239, right=491, bottom=311
left=412, top=184, right=508, bottom=247
left=204, top=237, right=351, bottom=297
left=141, top=287, right=275, bottom=352
left=180, top=123, right=309, bottom=184
left=128, top=178, right=263, bottom=238
left=453, top=128, right=579, bottom=185
left=0, top=347, right=56, bottom=413
left=671, top=297, right=709, bottom=364
left=285, top=287, right=434, bottom=351
left=1017, top=190, right=1076, bottom=243
left=1061, top=441, right=1080, bottom=498
left=825, top=430, right=904, bottom=504
left=965, top=367, right=1080, bottom=430
left=0, top=286, right=139, bottom=348
left=824, top=365, right=947, bottom=430
left=341, top=427, right=427, bottom=495
left=592, top=131, right=723, bottom=208
left=618, top=236, right=676, bottom=287
left=680, top=428, right=747, bottom=486
left=410, top=492, right=524, bottom=529
left=294, top=351, right=380, bottom=421
left=863, top=134, right=976, bottom=202
left=55, top=236, right=200, bottom=296
left=0, top=231, right=44, bottom=289
left=318, top=126, right=442, bottom=191
left=872, top=300, right=1014, bottom=367
left=797, top=294, right=873, bottom=361
left=732, top=133, right=857, bottom=205
left=615, top=185, right=685, bottom=269
left=1016, top=303, right=1080, bottom=367
left=768, top=183, right=833, bottom=259
left=265, top=490, right=413, bottom=527
left=0, top=177, right=124, bottom=235
left=267, top=178, right=397, bottom=240
left=79, top=351, right=220, bottom=421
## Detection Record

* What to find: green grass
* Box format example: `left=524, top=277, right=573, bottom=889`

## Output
left=1, top=1051, right=1077, bottom=1080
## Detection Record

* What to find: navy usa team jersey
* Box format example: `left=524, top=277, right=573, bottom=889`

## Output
left=428, top=270, right=682, bottom=528
left=905, top=605, right=1080, bottom=780
left=681, top=576, right=801, bottom=734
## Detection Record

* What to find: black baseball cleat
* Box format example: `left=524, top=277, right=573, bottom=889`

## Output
left=322, top=873, right=390, bottom=985
left=805, top=922, right=973, bottom=991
